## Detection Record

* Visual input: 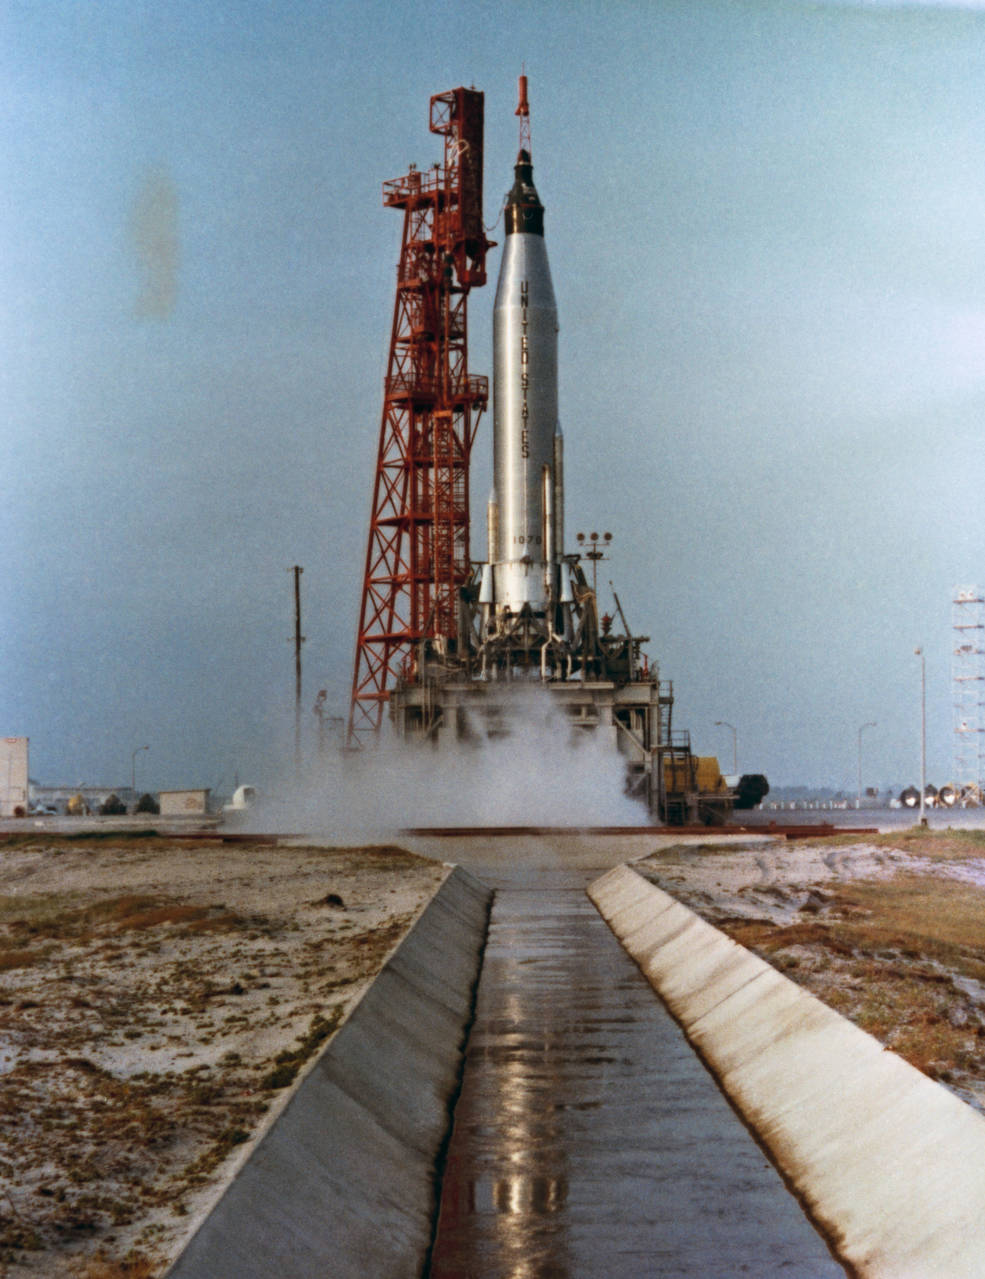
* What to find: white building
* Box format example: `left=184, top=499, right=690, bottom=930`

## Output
left=0, top=738, right=29, bottom=817
left=158, top=789, right=211, bottom=817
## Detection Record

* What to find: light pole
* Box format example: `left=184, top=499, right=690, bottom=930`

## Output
left=915, top=647, right=927, bottom=827
left=131, top=745, right=149, bottom=801
left=291, top=565, right=305, bottom=780
left=575, top=531, right=612, bottom=596
left=857, top=721, right=876, bottom=809
left=715, top=721, right=737, bottom=774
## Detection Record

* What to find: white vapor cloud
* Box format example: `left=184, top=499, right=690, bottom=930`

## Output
left=242, top=688, right=646, bottom=835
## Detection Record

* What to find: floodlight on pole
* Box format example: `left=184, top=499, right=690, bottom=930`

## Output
left=575, top=531, right=612, bottom=597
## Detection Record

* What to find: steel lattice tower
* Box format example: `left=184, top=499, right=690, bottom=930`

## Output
left=348, top=88, right=492, bottom=747
left=952, top=586, right=985, bottom=798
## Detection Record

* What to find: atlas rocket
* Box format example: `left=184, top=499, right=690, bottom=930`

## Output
left=482, top=77, right=568, bottom=625
left=378, top=82, right=697, bottom=823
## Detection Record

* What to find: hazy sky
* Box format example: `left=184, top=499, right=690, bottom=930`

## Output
left=6, top=0, right=985, bottom=796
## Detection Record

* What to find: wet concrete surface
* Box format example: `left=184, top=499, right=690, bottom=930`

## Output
left=428, top=864, right=845, bottom=1278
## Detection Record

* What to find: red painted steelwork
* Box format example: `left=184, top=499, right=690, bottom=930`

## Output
left=348, top=88, right=492, bottom=748
left=515, top=73, right=531, bottom=154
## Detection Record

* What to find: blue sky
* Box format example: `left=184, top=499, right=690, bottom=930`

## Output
left=6, top=0, right=985, bottom=795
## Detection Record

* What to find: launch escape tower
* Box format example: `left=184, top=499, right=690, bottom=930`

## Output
left=952, top=587, right=985, bottom=800
left=348, top=81, right=731, bottom=822
left=347, top=88, right=492, bottom=748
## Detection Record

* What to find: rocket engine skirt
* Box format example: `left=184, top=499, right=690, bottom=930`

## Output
left=492, top=231, right=559, bottom=613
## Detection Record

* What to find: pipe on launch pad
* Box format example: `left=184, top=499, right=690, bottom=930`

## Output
left=590, top=864, right=985, bottom=1278
left=165, top=867, right=492, bottom=1279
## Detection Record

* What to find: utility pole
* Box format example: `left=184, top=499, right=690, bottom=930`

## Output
left=916, top=647, right=927, bottom=827
left=293, top=566, right=305, bottom=777
left=857, top=721, right=876, bottom=810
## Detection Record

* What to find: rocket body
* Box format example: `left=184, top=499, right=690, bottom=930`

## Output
left=491, top=150, right=560, bottom=614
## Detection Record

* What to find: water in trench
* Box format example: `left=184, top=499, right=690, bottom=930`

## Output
left=427, top=875, right=844, bottom=1277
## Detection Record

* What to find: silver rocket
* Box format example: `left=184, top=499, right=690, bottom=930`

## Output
left=485, top=118, right=564, bottom=619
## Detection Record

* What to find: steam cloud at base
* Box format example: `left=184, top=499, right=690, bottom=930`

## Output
left=248, top=690, right=645, bottom=835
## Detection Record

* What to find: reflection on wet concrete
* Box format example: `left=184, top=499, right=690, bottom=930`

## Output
left=428, top=874, right=845, bottom=1277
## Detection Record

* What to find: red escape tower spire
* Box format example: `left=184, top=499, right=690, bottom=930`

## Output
left=515, top=70, right=531, bottom=155
left=347, top=88, right=492, bottom=747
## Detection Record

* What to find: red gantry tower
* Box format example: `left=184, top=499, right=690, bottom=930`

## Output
left=347, top=88, right=492, bottom=747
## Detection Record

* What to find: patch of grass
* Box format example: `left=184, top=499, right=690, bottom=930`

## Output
left=0, top=947, right=47, bottom=971
left=0, top=891, right=88, bottom=926
left=178, top=1123, right=254, bottom=1186
left=113, top=902, right=209, bottom=930
left=832, top=876, right=985, bottom=972
left=719, top=870, right=985, bottom=1094
left=81, top=1251, right=158, bottom=1278
left=321, top=844, right=430, bottom=870
left=182, top=911, right=245, bottom=934
left=648, top=841, right=765, bottom=860
left=0, top=894, right=251, bottom=947
left=723, top=917, right=856, bottom=957
left=261, top=1008, right=343, bottom=1090
left=818, top=827, right=985, bottom=860
left=260, top=1061, right=298, bottom=1090
left=727, top=875, right=985, bottom=977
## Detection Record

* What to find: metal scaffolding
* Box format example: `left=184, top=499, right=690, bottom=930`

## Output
left=952, top=586, right=985, bottom=799
left=347, top=88, right=492, bottom=748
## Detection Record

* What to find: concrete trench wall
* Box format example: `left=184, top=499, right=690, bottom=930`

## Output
left=589, top=864, right=985, bottom=1279
left=166, top=865, right=492, bottom=1279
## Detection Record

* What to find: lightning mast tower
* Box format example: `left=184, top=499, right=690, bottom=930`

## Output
left=952, top=586, right=985, bottom=800
left=348, top=88, right=492, bottom=747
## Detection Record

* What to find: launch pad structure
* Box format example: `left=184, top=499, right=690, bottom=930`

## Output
left=349, top=81, right=733, bottom=824
left=347, top=88, right=492, bottom=749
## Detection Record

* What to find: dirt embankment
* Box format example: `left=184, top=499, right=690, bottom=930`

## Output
left=0, top=836, right=446, bottom=1278
left=639, top=828, right=985, bottom=1115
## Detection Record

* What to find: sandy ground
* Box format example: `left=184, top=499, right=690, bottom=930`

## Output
left=4, top=823, right=985, bottom=1277
left=0, top=835, right=446, bottom=1278
left=638, top=829, right=985, bottom=1114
